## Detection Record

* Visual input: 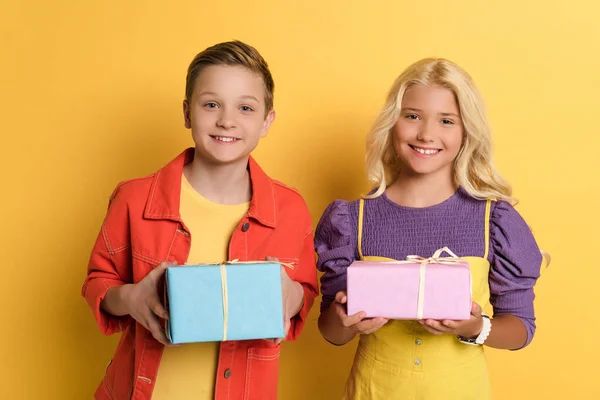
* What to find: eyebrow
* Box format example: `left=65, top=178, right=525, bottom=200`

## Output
left=239, top=95, right=260, bottom=102
left=402, top=107, right=460, bottom=118
left=197, top=91, right=259, bottom=102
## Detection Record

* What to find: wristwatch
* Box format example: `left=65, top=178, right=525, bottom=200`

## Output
left=457, top=314, right=491, bottom=346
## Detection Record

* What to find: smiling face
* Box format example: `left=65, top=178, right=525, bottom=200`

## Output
left=183, top=64, right=275, bottom=166
left=392, top=83, right=464, bottom=178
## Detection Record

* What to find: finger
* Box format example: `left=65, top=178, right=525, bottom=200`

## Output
left=471, top=302, right=482, bottom=317
left=340, top=310, right=367, bottom=328
left=146, top=314, right=173, bottom=346
left=265, top=256, right=280, bottom=262
left=357, top=318, right=389, bottom=335
left=274, top=331, right=287, bottom=346
left=352, top=318, right=381, bottom=333
left=441, top=320, right=460, bottom=329
left=275, top=318, right=290, bottom=346
left=148, top=296, right=169, bottom=319
left=425, top=319, right=453, bottom=333
left=362, top=323, right=388, bottom=335
left=334, top=291, right=348, bottom=304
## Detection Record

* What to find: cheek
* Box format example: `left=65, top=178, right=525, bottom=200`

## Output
left=447, top=129, right=464, bottom=152
left=403, top=123, right=422, bottom=140
left=246, top=118, right=268, bottom=134
left=191, top=112, right=213, bottom=130
left=392, top=123, right=411, bottom=145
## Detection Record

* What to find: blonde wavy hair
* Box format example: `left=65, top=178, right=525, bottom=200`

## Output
left=365, top=58, right=515, bottom=204
left=365, top=58, right=551, bottom=267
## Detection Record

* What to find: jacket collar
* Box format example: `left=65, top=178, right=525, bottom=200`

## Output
left=144, top=148, right=276, bottom=228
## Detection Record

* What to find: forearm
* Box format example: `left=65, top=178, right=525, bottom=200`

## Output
left=484, top=314, right=528, bottom=350
left=318, top=304, right=356, bottom=346
left=100, top=284, right=133, bottom=317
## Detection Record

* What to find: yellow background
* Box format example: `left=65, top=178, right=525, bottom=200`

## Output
left=1, top=0, right=598, bottom=399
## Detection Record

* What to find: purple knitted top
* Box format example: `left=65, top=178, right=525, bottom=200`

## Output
left=315, top=187, right=542, bottom=347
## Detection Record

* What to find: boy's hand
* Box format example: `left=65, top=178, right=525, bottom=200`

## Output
left=266, top=256, right=304, bottom=345
left=333, top=291, right=388, bottom=335
left=122, top=260, right=177, bottom=346
left=417, top=302, right=484, bottom=338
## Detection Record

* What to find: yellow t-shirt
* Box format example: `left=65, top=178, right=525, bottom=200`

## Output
left=152, top=174, right=249, bottom=400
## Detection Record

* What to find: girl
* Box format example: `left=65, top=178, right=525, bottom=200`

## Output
left=315, top=58, right=547, bottom=399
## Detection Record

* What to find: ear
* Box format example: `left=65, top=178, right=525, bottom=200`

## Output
left=260, top=109, right=276, bottom=138
left=183, top=100, right=191, bottom=129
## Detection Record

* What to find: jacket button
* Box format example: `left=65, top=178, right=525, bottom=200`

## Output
left=241, top=222, right=250, bottom=232
left=224, top=368, right=231, bottom=379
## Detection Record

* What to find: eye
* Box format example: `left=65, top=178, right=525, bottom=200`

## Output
left=240, top=105, right=254, bottom=112
left=441, top=119, right=454, bottom=125
left=405, top=114, right=419, bottom=120
left=204, top=102, right=218, bottom=109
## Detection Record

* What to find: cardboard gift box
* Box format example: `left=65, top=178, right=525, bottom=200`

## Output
left=165, top=261, right=285, bottom=344
left=347, top=248, right=472, bottom=320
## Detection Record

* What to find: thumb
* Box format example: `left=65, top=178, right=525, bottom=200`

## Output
left=150, top=260, right=177, bottom=278
left=335, top=291, right=347, bottom=304
left=471, top=302, right=482, bottom=317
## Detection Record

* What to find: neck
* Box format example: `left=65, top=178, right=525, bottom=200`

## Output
left=184, top=152, right=252, bottom=205
left=386, top=168, right=458, bottom=208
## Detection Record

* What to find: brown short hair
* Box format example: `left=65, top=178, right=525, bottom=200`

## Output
left=185, top=40, right=274, bottom=112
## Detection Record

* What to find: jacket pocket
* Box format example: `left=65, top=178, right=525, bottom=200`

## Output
left=244, top=346, right=280, bottom=400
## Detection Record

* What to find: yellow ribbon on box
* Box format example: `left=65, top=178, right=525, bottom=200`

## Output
left=183, top=259, right=295, bottom=341
left=380, top=247, right=463, bottom=320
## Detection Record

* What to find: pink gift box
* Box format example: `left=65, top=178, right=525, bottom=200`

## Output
left=347, top=259, right=472, bottom=320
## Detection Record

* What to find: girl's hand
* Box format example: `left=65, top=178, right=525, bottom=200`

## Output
left=333, top=291, right=389, bottom=335
left=418, top=302, right=484, bottom=338
left=121, top=260, right=177, bottom=346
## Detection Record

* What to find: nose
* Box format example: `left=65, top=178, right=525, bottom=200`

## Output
left=416, top=119, right=436, bottom=142
left=216, top=108, right=236, bottom=130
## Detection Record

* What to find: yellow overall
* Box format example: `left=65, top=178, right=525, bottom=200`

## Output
left=343, top=199, right=494, bottom=400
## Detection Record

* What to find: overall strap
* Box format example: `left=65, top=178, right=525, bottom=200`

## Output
left=357, top=199, right=365, bottom=259
left=483, top=199, right=495, bottom=260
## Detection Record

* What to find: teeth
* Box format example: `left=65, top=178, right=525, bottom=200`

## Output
left=214, top=136, right=235, bottom=143
left=414, top=147, right=439, bottom=155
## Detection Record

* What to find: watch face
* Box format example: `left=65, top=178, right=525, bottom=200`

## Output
left=457, top=336, right=479, bottom=345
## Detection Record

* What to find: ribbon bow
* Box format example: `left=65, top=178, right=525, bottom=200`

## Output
left=405, top=247, right=461, bottom=265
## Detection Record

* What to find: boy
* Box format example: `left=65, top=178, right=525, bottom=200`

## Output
left=82, top=41, right=318, bottom=400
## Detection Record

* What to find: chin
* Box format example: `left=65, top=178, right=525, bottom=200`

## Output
left=208, top=151, right=251, bottom=165
left=404, top=162, right=447, bottom=176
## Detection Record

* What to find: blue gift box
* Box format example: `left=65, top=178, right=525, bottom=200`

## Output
left=165, top=262, right=285, bottom=344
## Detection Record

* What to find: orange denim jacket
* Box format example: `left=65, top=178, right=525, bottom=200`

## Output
left=82, top=148, right=318, bottom=400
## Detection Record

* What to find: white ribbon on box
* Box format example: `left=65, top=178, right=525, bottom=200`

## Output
left=381, top=247, right=464, bottom=319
